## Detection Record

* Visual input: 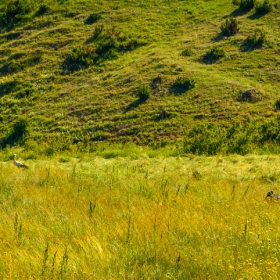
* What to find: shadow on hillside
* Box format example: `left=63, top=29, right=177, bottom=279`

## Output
left=212, top=33, right=224, bottom=42
left=124, top=99, right=143, bottom=112
left=230, top=8, right=250, bottom=17
left=247, top=12, right=264, bottom=20
left=0, top=81, right=17, bottom=97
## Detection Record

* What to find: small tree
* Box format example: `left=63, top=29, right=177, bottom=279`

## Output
left=138, top=85, right=151, bottom=102
left=204, top=46, right=226, bottom=62
left=255, top=0, right=273, bottom=14
left=246, top=29, right=267, bottom=48
left=220, top=18, right=239, bottom=36
left=239, top=0, right=255, bottom=10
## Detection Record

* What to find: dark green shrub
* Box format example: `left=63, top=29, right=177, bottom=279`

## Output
left=85, top=12, right=102, bottom=24
left=2, top=0, right=32, bottom=26
left=232, top=0, right=240, bottom=5
left=181, top=48, right=194, bottom=56
left=239, top=0, right=255, bottom=10
left=255, top=0, right=273, bottom=14
left=246, top=29, right=267, bottom=48
left=92, top=24, right=104, bottom=40
left=275, top=99, right=280, bottom=110
left=62, top=45, right=96, bottom=72
left=138, top=85, right=151, bottom=102
left=204, top=46, right=226, bottom=62
left=35, top=4, right=51, bottom=16
left=1, top=118, right=29, bottom=148
left=220, top=18, right=239, bottom=36
left=170, top=76, right=195, bottom=95
left=0, top=59, right=22, bottom=74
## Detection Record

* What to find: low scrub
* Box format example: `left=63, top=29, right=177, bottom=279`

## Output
left=255, top=0, right=273, bottom=14
left=239, top=0, right=255, bottom=10
left=183, top=118, right=280, bottom=155
left=245, top=29, right=267, bottom=49
left=170, top=76, right=195, bottom=95
left=220, top=18, right=239, bottom=36
left=138, top=85, right=151, bottom=102
left=203, top=46, right=226, bottom=63
left=63, top=26, right=147, bottom=72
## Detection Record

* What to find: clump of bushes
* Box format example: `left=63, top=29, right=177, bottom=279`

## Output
left=62, top=45, right=96, bottom=72
left=220, top=18, right=239, bottom=36
left=246, top=29, right=267, bottom=48
left=0, top=0, right=33, bottom=27
left=138, top=85, right=151, bottom=102
left=170, top=76, right=195, bottom=95
left=255, top=0, right=273, bottom=14
left=204, top=46, right=226, bottom=63
left=63, top=26, right=147, bottom=72
left=183, top=118, right=280, bottom=155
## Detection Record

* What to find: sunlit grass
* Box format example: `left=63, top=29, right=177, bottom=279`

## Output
left=1, top=153, right=280, bottom=278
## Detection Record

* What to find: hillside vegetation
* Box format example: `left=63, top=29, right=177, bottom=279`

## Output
left=0, top=0, right=280, bottom=152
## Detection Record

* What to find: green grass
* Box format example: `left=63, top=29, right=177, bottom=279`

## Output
left=0, top=0, right=280, bottom=147
left=1, top=151, right=280, bottom=278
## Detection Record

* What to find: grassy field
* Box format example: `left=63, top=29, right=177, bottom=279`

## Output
left=1, top=150, right=280, bottom=279
left=0, top=0, right=280, bottom=146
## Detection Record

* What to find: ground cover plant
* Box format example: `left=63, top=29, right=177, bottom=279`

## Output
left=1, top=149, right=280, bottom=279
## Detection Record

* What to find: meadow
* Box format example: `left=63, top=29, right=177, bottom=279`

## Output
left=1, top=148, right=280, bottom=279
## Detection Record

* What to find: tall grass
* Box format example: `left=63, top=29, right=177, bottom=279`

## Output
left=0, top=153, right=280, bottom=279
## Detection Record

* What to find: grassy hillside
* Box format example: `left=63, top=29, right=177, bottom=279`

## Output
left=0, top=0, right=280, bottom=149
left=1, top=153, right=280, bottom=279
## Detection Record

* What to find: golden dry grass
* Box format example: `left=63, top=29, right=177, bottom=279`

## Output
left=1, top=153, right=280, bottom=279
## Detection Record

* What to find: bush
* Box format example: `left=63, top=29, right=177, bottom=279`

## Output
left=138, top=85, right=151, bottom=102
left=220, top=18, right=239, bottom=36
left=1, top=118, right=29, bottom=148
left=170, top=76, right=195, bottom=95
left=2, top=0, right=32, bottom=26
left=275, top=99, right=280, bottom=110
left=232, top=0, right=240, bottom=5
left=255, top=0, right=273, bottom=14
left=239, top=0, right=255, bottom=10
left=62, top=45, right=96, bottom=72
left=246, top=29, right=267, bottom=48
left=204, top=46, right=226, bottom=62
left=181, top=48, right=194, bottom=56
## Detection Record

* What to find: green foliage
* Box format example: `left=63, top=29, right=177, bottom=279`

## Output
left=138, top=85, right=151, bottom=102
left=63, top=26, right=146, bottom=72
left=181, top=48, right=194, bottom=56
left=275, top=99, right=280, bottom=111
left=232, top=0, right=240, bottom=5
left=255, top=0, right=273, bottom=15
left=246, top=29, right=267, bottom=48
left=35, top=4, right=51, bottom=16
left=204, top=46, right=226, bottom=62
left=239, top=0, right=255, bottom=10
left=85, top=12, right=102, bottom=24
left=1, top=118, right=29, bottom=148
left=220, top=18, right=239, bottom=36
left=184, top=118, right=280, bottom=156
left=62, top=45, right=96, bottom=72
left=170, top=76, right=195, bottom=95
left=1, top=0, right=33, bottom=27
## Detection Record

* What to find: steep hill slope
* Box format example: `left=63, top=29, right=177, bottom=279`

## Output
left=0, top=0, right=280, bottom=148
